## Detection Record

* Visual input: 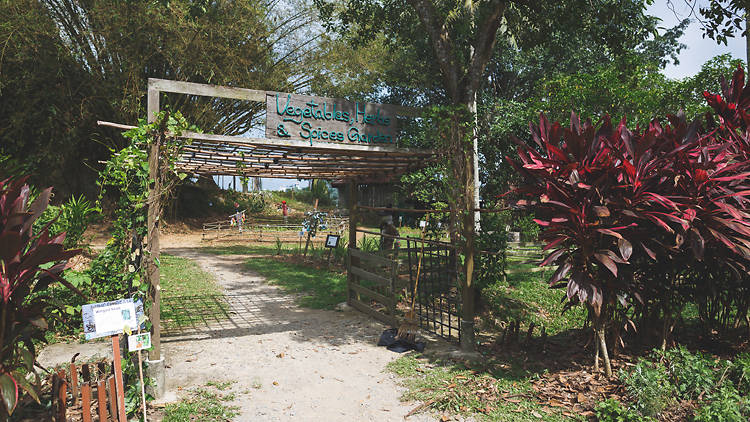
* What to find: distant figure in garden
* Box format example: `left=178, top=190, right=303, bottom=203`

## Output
left=380, top=204, right=399, bottom=250
left=231, top=202, right=244, bottom=232
left=281, top=200, right=288, bottom=223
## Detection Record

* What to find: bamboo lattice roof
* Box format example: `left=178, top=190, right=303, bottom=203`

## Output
left=98, top=123, right=437, bottom=182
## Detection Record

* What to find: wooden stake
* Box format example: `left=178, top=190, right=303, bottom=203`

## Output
left=81, top=383, right=92, bottom=422
left=97, top=379, right=108, bottom=422
left=108, top=376, right=117, bottom=421
left=112, top=335, right=127, bottom=422
left=138, top=350, right=148, bottom=422
left=70, top=363, right=78, bottom=405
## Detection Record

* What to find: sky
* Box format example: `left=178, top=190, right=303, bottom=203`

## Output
left=219, top=1, right=748, bottom=192
left=647, top=1, right=745, bottom=79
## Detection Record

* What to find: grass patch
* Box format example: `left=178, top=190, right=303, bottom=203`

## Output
left=163, top=384, right=239, bottom=422
left=483, top=267, right=587, bottom=336
left=242, top=258, right=346, bottom=309
left=387, top=354, right=575, bottom=421
left=159, top=254, right=230, bottom=328
left=160, top=254, right=224, bottom=297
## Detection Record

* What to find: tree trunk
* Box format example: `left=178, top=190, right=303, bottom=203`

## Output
left=593, top=312, right=612, bottom=377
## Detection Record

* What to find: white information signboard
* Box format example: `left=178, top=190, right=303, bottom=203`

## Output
left=82, top=299, right=137, bottom=340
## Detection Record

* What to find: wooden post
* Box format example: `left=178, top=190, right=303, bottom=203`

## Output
left=56, top=371, right=67, bottom=422
left=112, top=336, right=127, bottom=422
left=108, top=376, right=117, bottom=421
left=146, top=86, right=162, bottom=361
left=97, top=379, right=108, bottom=422
left=70, top=363, right=78, bottom=405
left=138, top=350, right=148, bottom=422
left=81, top=383, right=92, bottom=422
left=347, top=181, right=359, bottom=305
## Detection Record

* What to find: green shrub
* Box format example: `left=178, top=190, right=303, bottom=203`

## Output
left=475, top=212, right=507, bottom=292
left=658, top=346, right=717, bottom=400
left=514, top=213, right=539, bottom=243
left=694, top=383, right=750, bottom=422
left=35, top=194, right=98, bottom=249
left=594, top=398, right=653, bottom=422
left=730, top=353, right=750, bottom=395
left=620, top=358, right=673, bottom=418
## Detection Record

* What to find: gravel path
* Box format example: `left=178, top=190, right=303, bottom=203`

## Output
left=161, top=247, right=434, bottom=422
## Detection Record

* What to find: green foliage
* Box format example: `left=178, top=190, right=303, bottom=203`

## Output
left=92, top=111, right=196, bottom=300
left=594, top=398, right=653, bottom=422
left=35, top=195, right=98, bottom=249
left=730, top=353, right=750, bottom=395
left=694, top=383, right=750, bottom=422
left=357, top=236, right=380, bottom=253
left=620, top=359, right=673, bottom=418
left=1, top=0, right=327, bottom=195
left=657, top=346, right=717, bottom=400
left=608, top=348, right=750, bottom=422
left=475, top=212, right=508, bottom=292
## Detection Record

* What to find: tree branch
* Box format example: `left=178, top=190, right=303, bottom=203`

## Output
left=406, top=0, right=460, bottom=101
left=465, top=0, right=506, bottom=102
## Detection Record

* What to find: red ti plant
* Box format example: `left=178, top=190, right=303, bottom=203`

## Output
left=0, top=177, right=82, bottom=418
left=508, top=113, right=639, bottom=377
left=508, top=107, right=750, bottom=376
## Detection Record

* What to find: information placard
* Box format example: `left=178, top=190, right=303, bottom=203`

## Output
left=128, top=333, right=152, bottom=352
left=325, top=234, right=340, bottom=248
left=82, top=299, right=137, bottom=340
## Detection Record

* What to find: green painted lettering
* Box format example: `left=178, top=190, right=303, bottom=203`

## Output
left=300, top=121, right=312, bottom=139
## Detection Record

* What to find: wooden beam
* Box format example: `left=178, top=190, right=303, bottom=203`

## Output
left=148, top=78, right=266, bottom=102
left=146, top=88, right=162, bottom=362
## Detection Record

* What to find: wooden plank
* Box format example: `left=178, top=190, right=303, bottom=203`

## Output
left=97, top=380, right=108, bottom=422
left=149, top=78, right=266, bottom=102
left=81, top=383, right=93, bottom=422
left=349, top=248, right=394, bottom=267
left=70, top=363, right=79, bottom=405
left=108, top=376, right=118, bottom=422
left=349, top=283, right=394, bottom=308
left=349, top=298, right=397, bottom=326
left=349, top=266, right=391, bottom=286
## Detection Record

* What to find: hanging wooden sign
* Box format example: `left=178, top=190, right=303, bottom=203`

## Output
left=266, top=92, right=399, bottom=145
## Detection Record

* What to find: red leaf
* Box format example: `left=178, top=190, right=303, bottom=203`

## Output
left=594, top=253, right=618, bottom=277
left=596, top=228, right=623, bottom=239
left=618, top=238, right=633, bottom=261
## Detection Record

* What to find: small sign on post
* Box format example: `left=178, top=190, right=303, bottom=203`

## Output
left=82, top=299, right=136, bottom=422
left=325, top=234, right=340, bottom=263
left=325, top=234, right=340, bottom=249
left=128, top=332, right=152, bottom=352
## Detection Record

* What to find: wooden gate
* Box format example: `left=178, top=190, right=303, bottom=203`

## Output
left=346, top=248, right=400, bottom=326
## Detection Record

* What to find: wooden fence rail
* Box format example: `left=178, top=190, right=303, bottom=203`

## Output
left=52, top=360, right=124, bottom=422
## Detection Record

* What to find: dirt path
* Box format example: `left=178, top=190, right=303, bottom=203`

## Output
left=161, top=247, right=435, bottom=422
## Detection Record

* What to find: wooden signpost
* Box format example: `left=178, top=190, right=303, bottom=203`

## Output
left=81, top=299, right=139, bottom=422
left=266, top=91, right=399, bottom=145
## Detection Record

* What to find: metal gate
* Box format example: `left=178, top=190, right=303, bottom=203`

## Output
left=405, top=238, right=461, bottom=343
